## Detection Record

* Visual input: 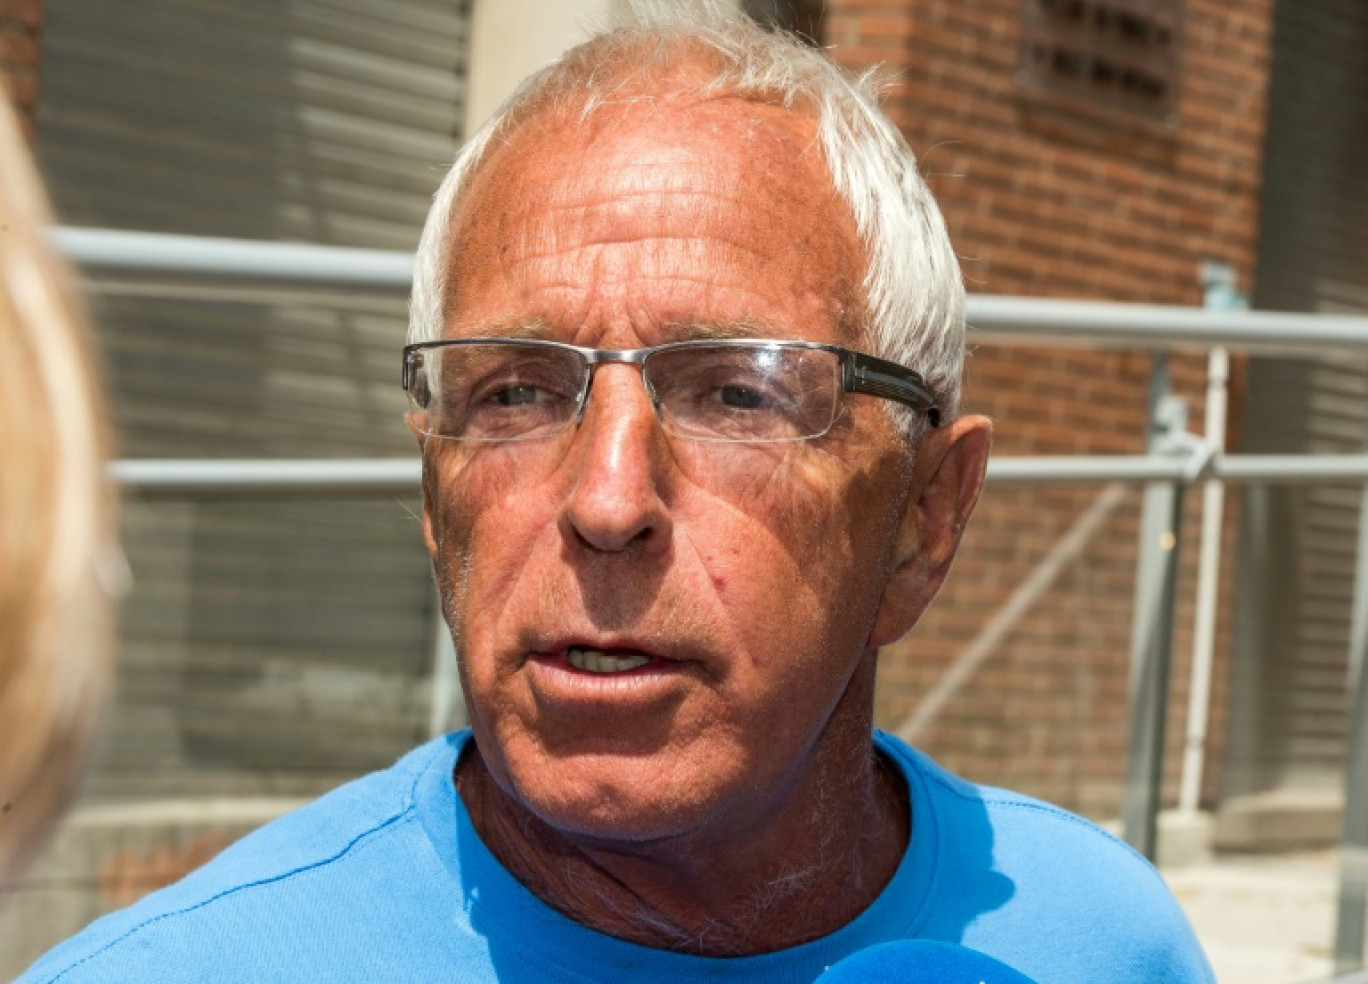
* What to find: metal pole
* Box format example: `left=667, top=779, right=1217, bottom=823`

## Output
left=51, top=227, right=413, bottom=289
left=109, top=459, right=422, bottom=496
left=1216, top=455, right=1368, bottom=483
left=106, top=454, right=1368, bottom=495
left=1179, top=347, right=1227, bottom=815
left=44, top=226, right=1368, bottom=351
left=985, top=456, right=1190, bottom=484
left=896, top=483, right=1129, bottom=744
left=1177, top=264, right=1244, bottom=817
left=966, top=293, right=1368, bottom=353
left=1334, top=452, right=1368, bottom=971
left=1123, top=353, right=1187, bottom=860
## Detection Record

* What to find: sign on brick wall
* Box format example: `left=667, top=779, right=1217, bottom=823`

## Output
left=1019, top=0, right=1184, bottom=129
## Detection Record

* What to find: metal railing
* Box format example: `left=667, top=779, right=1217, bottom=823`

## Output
left=107, top=452, right=1368, bottom=495
left=56, top=226, right=1368, bottom=974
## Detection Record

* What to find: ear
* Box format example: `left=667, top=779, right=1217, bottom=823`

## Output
left=420, top=476, right=439, bottom=559
left=868, top=414, right=992, bottom=648
left=407, top=418, right=440, bottom=559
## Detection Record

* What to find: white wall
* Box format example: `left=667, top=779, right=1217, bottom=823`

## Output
left=464, top=0, right=746, bottom=136
left=464, top=0, right=622, bottom=137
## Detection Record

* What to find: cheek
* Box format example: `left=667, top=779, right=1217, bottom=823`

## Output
left=677, top=447, right=885, bottom=653
left=679, top=444, right=869, bottom=585
left=430, top=443, right=567, bottom=540
left=427, top=447, right=564, bottom=633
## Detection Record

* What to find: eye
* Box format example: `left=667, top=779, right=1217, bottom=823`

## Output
left=467, top=361, right=578, bottom=410
left=487, top=382, right=550, bottom=406
left=717, top=383, right=771, bottom=410
left=645, top=344, right=841, bottom=443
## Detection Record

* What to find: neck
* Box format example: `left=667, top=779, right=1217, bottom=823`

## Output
left=456, top=667, right=909, bottom=956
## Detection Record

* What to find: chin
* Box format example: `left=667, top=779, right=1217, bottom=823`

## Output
left=503, top=747, right=732, bottom=847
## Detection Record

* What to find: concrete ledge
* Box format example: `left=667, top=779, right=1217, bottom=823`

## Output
left=66, top=796, right=309, bottom=828
left=1159, top=810, right=1217, bottom=868
left=1216, top=789, right=1344, bottom=853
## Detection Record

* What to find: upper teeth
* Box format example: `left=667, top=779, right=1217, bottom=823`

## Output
left=566, top=647, right=651, bottom=673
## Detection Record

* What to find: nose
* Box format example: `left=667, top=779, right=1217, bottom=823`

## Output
left=559, top=366, right=674, bottom=554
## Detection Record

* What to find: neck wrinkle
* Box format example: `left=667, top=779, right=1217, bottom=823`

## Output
left=455, top=717, right=908, bottom=956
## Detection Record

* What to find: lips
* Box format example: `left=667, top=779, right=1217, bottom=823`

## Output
left=565, top=645, right=653, bottom=674
left=507, top=633, right=708, bottom=725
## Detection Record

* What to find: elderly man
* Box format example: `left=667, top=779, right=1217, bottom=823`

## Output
left=24, top=5, right=1212, bottom=982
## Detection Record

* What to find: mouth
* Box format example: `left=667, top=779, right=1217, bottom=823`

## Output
left=520, top=639, right=694, bottom=714
left=564, top=645, right=654, bottom=674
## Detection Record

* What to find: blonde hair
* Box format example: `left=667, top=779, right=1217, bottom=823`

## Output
left=0, top=94, right=117, bottom=883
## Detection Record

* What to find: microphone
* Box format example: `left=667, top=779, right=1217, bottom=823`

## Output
left=817, top=940, right=1038, bottom=983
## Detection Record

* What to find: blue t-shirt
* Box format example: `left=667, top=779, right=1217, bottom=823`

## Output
left=21, top=731, right=1213, bottom=983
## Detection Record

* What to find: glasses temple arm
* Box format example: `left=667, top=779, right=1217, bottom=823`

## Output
left=843, top=352, right=942, bottom=428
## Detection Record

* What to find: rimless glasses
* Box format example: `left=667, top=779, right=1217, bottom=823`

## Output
left=402, top=337, right=940, bottom=445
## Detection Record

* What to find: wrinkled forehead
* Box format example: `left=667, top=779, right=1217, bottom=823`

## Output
left=442, top=89, right=867, bottom=341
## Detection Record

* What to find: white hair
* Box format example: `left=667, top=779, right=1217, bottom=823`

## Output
left=409, top=0, right=965, bottom=418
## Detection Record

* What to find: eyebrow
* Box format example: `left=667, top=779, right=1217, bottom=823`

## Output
left=668, top=319, right=786, bottom=341
left=442, top=318, right=553, bottom=340
left=442, top=317, right=795, bottom=344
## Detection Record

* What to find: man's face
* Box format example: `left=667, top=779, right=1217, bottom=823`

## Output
left=422, top=95, right=925, bottom=843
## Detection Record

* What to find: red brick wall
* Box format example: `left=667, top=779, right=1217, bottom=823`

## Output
left=826, top=0, right=1273, bottom=817
left=0, top=0, right=42, bottom=136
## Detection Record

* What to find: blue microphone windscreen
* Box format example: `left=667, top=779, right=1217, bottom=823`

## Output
left=817, top=939, right=1038, bottom=983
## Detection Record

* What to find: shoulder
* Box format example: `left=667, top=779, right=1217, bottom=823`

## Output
left=875, top=733, right=1215, bottom=983
left=19, top=736, right=465, bottom=984
left=877, top=730, right=1171, bottom=891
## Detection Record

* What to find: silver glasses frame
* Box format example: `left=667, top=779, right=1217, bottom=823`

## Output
left=401, top=337, right=942, bottom=443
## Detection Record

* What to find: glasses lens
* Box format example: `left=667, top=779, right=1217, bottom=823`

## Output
left=406, top=343, right=586, bottom=442
left=645, top=344, right=840, bottom=443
